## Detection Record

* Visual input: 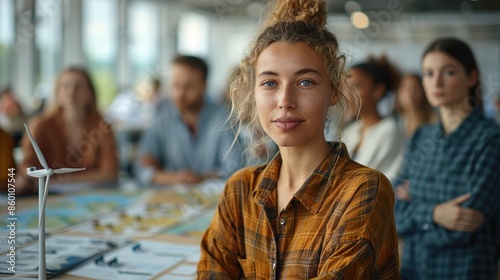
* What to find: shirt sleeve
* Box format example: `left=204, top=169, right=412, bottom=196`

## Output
left=416, top=136, right=500, bottom=247
left=394, top=199, right=437, bottom=238
left=313, top=240, right=377, bottom=279
left=395, top=133, right=500, bottom=248
left=197, top=180, right=242, bottom=279
left=316, top=172, right=400, bottom=279
left=393, top=128, right=438, bottom=237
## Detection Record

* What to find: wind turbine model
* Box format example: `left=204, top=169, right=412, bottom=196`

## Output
left=24, top=124, right=85, bottom=280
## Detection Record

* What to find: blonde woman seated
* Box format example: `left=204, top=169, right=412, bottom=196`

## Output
left=16, top=67, right=118, bottom=194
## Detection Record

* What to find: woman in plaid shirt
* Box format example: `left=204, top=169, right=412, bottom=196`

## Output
left=197, top=0, right=400, bottom=279
left=394, top=38, right=500, bottom=279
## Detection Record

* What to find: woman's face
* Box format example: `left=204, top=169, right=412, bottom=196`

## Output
left=398, top=76, right=425, bottom=111
left=254, top=41, right=335, bottom=148
left=57, top=71, right=94, bottom=111
left=421, top=51, right=477, bottom=109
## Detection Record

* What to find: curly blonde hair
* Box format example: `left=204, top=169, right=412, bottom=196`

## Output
left=229, top=0, right=354, bottom=153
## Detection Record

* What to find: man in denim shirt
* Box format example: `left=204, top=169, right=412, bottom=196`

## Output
left=135, top=55, right=244, bottom=185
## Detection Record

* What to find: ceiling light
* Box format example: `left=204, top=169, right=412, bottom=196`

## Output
left=351, top=11, right=369, bottom=29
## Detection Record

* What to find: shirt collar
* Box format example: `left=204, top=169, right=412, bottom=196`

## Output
left=253, top=142, right=351, bottom=214
left=436, top=108, right=484, bottom=139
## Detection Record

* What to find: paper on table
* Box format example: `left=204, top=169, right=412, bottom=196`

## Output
left=185, top=251, right=201, bottom=263
left=156, top=274, right=195, bottom=280
left=0, top=235, right=130, bottom=276
left=68, top=266, right=124, bottom=280
left=168, top=263, right=197, bottom=276
left=66, top=202, right=200, bottom=237
left=68, top=240, right=198, bottom=280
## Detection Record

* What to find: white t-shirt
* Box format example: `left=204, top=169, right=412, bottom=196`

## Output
left=342, top=116, right=404, bottom=182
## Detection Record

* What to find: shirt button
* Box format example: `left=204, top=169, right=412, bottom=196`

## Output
left=422, top=223, right=429, bottom=230
left=279, top=219, right=286, bottom=225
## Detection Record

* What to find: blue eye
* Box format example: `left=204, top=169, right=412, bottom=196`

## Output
left=299, top=80, right=314, bottom=86
left=261, top=80, right=277, bottom=87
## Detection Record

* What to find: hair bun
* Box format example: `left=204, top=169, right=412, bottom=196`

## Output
left=265, top=0, right=327, bottom=28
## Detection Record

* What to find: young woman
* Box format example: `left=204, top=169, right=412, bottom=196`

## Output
left=394, top=38, right=500, bottom=279
left=197, top=0, right=400, bottom=279
left=341, top=57, right=404, bottom=182
left=17, top=67, right=118, bottom=194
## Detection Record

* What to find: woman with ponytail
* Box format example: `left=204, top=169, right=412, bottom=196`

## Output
left=198, top=0, right=400, bottom=279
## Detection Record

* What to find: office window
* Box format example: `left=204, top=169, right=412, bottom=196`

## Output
left=35, top=0, right=63, bottom=87
left=177, top=13, right=209, bottom=57
left=83, top=0, right=118, bottom=108
left=127, top=1, right=160, bottom=84
left=0, top=0, right=14, bottom=90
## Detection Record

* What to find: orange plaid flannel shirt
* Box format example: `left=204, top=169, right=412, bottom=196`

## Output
left=198, top=143, right=400, bottom=279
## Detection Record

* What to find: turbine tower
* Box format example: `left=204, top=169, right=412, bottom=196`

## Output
left=24, top=124, right=85, bottom=280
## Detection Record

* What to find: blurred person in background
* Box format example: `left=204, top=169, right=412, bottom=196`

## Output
left=494, top=93, right=500, bottom=124
left=107, top=75, right=165, bottom=175
left=0, top=87, right=28, bottom=145
left=390, top=73, right=438, bottom=192
left=395, top=74, right=437, bottom=138
left=16, top=67, right=119, bottom=194
left=394, top=37, right=500, bottom=280
left=341, top=55, right=404, bottom=181
left=135, top=55, right=244, bottom=185
left=107, top=75, right=164, bottom=131
left=0, top=127, right=16, bottom=191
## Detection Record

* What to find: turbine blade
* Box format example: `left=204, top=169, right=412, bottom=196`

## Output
left=38, top=175, right=50, bottom=230
left=23, top=123, right=49, bottom=170
left=53, top=167, right=86, bottom=174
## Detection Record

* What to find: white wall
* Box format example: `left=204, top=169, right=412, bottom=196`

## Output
left=207, top=18, right=259, bottom=101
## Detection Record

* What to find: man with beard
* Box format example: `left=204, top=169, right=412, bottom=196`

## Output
left=135, top=55, right=244, bottom=186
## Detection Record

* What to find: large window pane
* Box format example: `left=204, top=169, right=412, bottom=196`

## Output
left=35, top=0, right=63, bottom=88
left=83, top=0, right=118, bottom=108
left=128, top=1, right=159, bottom=84
left=177, top=13, right=209, bottom=57
left=0, top=0, right=14, bottom=90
